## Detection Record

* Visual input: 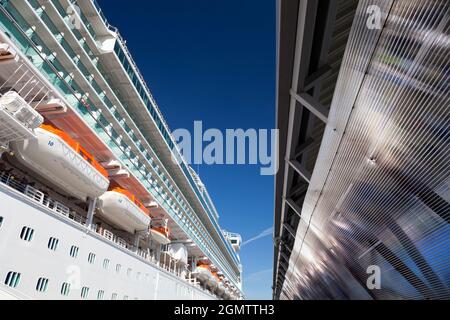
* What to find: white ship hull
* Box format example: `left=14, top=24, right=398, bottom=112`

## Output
left=0, top=184, right=215, bottom=300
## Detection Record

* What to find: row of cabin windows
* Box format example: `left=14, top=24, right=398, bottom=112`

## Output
left=2, top=221, right=151, bottom=288
left=1, top=220, right=153, bottom=286
left=14, top=225, right=127, bottom=273
left=4, top=272, right=134, bottom=299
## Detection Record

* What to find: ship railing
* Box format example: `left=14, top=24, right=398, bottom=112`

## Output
left=0, top=171, right=70, bottom=216
left=101, top=228, right=115, bottom=241
left=0, top=170, right=220, bottom=297
left=0, top=171, right=27, bottom=193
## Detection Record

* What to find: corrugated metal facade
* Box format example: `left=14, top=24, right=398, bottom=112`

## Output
left=275, top=0, right=449, bottom=299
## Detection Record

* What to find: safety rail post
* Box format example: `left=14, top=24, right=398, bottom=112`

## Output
left=86, top=197, right=97, bottom=230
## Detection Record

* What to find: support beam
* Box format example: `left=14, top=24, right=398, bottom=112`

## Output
left=284, top=197, right=303, bottom=218
left=144, top=201, right=159, bottom=209
left=279, top=240, right=292, bottom=253
left=283, top=222, right=296, bottom=238
left=133, top=232, right=140, bottom=252
left=293, top=136, right=314, bottom=159
left=287, top=159, right=312, bottom=183
left=279, top=261, right=288, bottom=272
left=290, top=89, right=329, bottom=123
left=107, top=168, right=130, bottom=178
left=280, top=251, right=290, bottom=262
left=288, top=182, right=308, bottom=198
left=304, top=64, right=332, bottom=91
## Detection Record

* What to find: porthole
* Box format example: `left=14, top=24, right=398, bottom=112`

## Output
left=61, top=282, right=71, bottom=296
left=81, top=286, right=90, bottom=299
left=36, top=277, right=49, bottom=292
left=88, top=252, right=96, bottom=264
left=4, top=271, right=21, bottom=288
left=70, top=245, right=79, bottom=258
left=48, top=237, right=59, bottom=251
left=20, top=226, right=34, bottom=241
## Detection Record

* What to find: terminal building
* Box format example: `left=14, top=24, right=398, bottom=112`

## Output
left=274, top=0, right=449, bottom=299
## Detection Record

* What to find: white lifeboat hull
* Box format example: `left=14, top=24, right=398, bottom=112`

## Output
left=149, top=228, right=171, bottom=245
left=98, top=191, right=150, bottom=233
left=208, top=278, right=218, bottom=289
left=217, top=283, right=225, bottom=296
left=12, top=128, right=109, bottom=200
left=192, top=267, right=212, bottom=283
left=168, top=243, right=188, bottom=265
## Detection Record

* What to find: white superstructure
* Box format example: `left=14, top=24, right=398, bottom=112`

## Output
left=0, top=0, right=243, bottom=300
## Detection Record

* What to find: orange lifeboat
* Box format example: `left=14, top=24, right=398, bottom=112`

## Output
left=149, top=217, right=171, bottom=245
left=12, top=124, right=109, bottom=200
left=98, top=186, right=151, bottom=234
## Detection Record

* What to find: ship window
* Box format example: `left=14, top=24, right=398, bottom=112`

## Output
left=20, top=226, right=34, bottom=242
left=36, top=277, right=49, bottom=292
left=47, top=237, right=59, bottom=251
left=123, top=295, right=129, bottom=300
left=0, top=216, right=3, bottom=228
left=81, top=287, right=89, bottom=299
left=103, top=258, right=110, bottom=269
left=136, top=272, right=141, bottom=280
left=70, top=245, right=79, bottom=258
left=88, top=252, right=96, bottom=264
left=116, top=264, right=121, bottom=273
left=111, top=293, right=118, bottom=300
left=127, top=268, right=132, bottom=277
left=60, top=282, right=71, bottom=296
left=4, top=271, right=21, bottom=288
left=97, top=290, right=104, bottom=300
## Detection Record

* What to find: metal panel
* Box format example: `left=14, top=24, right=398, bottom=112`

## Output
left=282, top=0, right=450, bottom=299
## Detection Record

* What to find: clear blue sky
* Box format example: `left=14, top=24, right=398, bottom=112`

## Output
left=98, top=0, right=276, bottom=299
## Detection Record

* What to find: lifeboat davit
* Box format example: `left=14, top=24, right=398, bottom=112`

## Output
left=98, top=187, right=151, bottom=233
left=149, top=218, right=171, bottom=244
left=12, top=124, right=109, bottom=200
left=192, top=263, right=213, bottom=283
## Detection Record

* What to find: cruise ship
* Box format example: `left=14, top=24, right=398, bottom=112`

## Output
left=0, top=0, right=243, bottom=300
left=274, top=0, right=449, bottom=299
